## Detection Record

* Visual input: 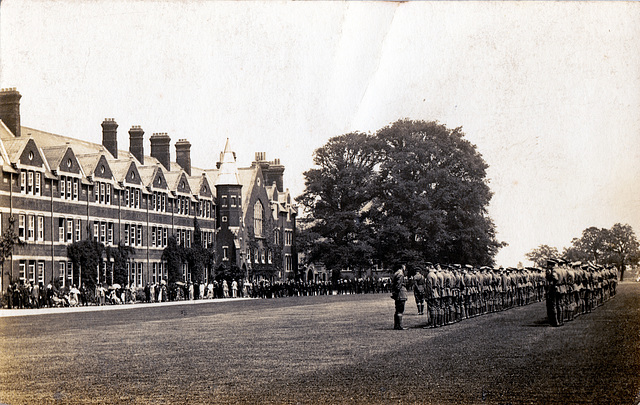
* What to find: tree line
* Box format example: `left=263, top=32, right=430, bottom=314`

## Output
left=296, top=119, right=505, bottom=278
left=526, top=223, right=640, bottom=281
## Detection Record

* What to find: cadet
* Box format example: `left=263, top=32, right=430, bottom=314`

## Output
left=413, top=268, right=426, bottom=316
left=391, top=264, right=408, bottom=330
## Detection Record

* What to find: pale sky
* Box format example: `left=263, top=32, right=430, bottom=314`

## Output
left=1, top=1, right=639, bottom=266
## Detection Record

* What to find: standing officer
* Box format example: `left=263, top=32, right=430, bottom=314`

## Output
left=413, top=268, right=426, bottom=316
left=391, top=264, right=408, bottom=330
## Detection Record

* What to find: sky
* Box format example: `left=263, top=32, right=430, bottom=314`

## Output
left=1, top=1, right=639, bottom=267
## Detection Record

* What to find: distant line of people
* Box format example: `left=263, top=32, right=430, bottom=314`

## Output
left=394, top=262, right=547, bottom=330
left=545, top=259, right=617, bottom=327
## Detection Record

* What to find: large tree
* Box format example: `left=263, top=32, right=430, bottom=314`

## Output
left=186, top=217, right=215, bottom=284
left=374, top=120, right=503, bottom=269
left=297, top=132, right=381, bottom=274
left=297, top=120, right=504, bottom=274
left=525, top=244, right=560, bottom=268
left=67, top=239, right=105, bottom=288
left=604, top=223, right=639, bottom=281
left=567, top=227, right=608, bottom=264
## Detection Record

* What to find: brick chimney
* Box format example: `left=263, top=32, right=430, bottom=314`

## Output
left=0, top=88, right=22, bottom=137
left=150, top=132, right=171, bottom=171
left=129, top=125, right=145, bottom=165
left=175, top=139, right=191, bottom=175
left=101, top=118, right=118, bottom=159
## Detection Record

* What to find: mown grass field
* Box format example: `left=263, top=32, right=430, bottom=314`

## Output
left=1, top=284, right=639, bottom=404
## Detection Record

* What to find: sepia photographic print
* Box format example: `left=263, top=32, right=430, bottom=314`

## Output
left=1, top=1, right=639, bottom=404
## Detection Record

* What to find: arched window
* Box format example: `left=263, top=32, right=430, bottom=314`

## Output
left=254, top=200, right=263, bottom=238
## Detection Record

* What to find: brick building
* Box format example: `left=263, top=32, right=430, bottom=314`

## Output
left=0, top=88, right=297, bottom=294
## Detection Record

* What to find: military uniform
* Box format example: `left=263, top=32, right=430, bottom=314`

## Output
left=413, top=271, right=426, bottom=316
left=391, top=267, right=408, bottom=330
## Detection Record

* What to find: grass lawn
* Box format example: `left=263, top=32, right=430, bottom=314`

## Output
left=1, top=284, right=639, bottom=404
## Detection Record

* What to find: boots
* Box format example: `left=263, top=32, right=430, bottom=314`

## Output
left=394, top=314, right=407, bottom=330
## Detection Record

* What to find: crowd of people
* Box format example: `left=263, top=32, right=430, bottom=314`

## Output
left=2, top=276, right=393, bottom=309
left=545, top=259, right=617, bottom=327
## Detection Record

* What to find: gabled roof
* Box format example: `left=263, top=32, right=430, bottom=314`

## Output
left=109, top=159, right=142, bottom=185
left=165, top=170, right=192, bottom=196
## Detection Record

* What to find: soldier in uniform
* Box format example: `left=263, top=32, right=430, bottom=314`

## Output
left=413, top=268, right=427, bottom=316
left=391, top=264, right=408, bottom=330
left=425, top=264, right=439, bottom=328
left=545, top=259, right=561, bottom=326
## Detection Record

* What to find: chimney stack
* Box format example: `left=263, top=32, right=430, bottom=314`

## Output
left=129, top=125, right=145, bottom=165
left=101, top=118, right=118, bottom=159
left=0, top=88, right=22, bottom=137
left=150, top=132, right=171, bottom=171
left=175, top=139, right=191, bottom=176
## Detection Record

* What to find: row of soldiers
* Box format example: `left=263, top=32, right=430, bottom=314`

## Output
left=545, top=259, right=617, bottom=327
left=411, top=263, right=547, bottom=328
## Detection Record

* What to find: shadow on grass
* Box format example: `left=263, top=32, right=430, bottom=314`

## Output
left=525, top=317, right=552, bottom=327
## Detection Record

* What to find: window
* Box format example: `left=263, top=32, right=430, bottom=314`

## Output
left=100, top=183, right=105, bottom=203
left=93, top=223, right=99, bottom=242
left=37, top=216, right=44, bottom=241
left=151, top=227, right=156, bottom=247
left=163, top=228, right=167, bottom=247
left=268, top=250, right=272, bottom=264
left=222, top=196, right=227, bottom=207
left=26, top=214, right=34, bottom=241
left=285, top=230, right=293, bottom=246
left=60, top=177, right=66, bottom=198
left=73, top=178, right=79, bottom=200
left=27, top=171, right=33, bottom=194
left=285, top=254, right=292, bottom=271
left=274, top=229, right=280, bottom=245
left=18, top=214, right=25, bottom=240
left=231, top=196, right=236, bottom=207
left=186, top=230, right=191, bottom=248
left=20, top=171, right=26, bottom=193
left=223, top=246, right=229, bottom=260
left=19, top=261, right=25, bottom=281
left=137, top=262, right=143, bottom=286
left=75, top=219, right=81, bottom=242
left=125, top=188, right=129, bottom=206
left=106, top=184, right=111, bottom=205
left=124, top=224, right=129, bottom=246
left=137, top=225, right=142, bottom=246
left=35, top=172, right=41, bottom=195
left=222, top=216, right=227, bottom=223
left=58, top=262, right=66, bottom=287
left=66, top=219, right=73, bottom=242
left=100, top=223, right=106, bottom=244
left=135, top=189, right=140, bottom=208
left=254, top=201, right=264, bottom=238
left=176, top=229, right=181, bottom=246
left=58, top=218, right=64, bottom=242
left=66, top=178, right=71, bottom=199
left=67, top=262, right=73, bottom=285
left=130, top=224, right=135, bottom=246
left=28, top=261, right=35, bottom=282
left=107, top=223, right=113, bottom=245
left=95, top=184, right=99, bottom=202
left=37, top=261, right=44, bottom=284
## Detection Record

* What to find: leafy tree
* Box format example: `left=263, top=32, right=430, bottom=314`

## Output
left=162, top=235, right=184, bottom=284
left=297, top=132, right=382, bottom=273
left=568, top=227, right=607, bottom=264
left=374, top=120, right=503, bottom=267
left=67, top=239, right=104, bottom=288
left=106, top=243, right=135, bottom=286
left=525, top=244, right=560, bottom=268
left=604, top=223, right=639, bottom=281
left=0, top=216, right=24, bottom=284
left=186, top=217, right=214, bottom=284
